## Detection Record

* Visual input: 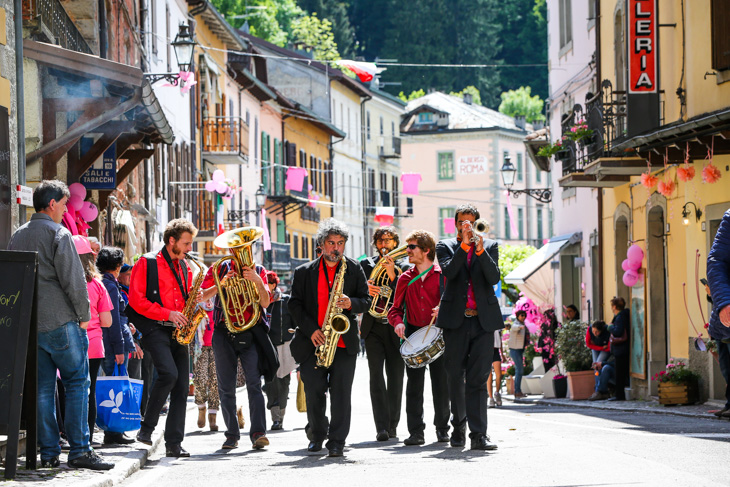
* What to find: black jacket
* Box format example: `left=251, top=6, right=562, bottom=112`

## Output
left=360, top=253, right=411, bottom=339
left=288, top=256, right=370, bottom=363
left=435, top=238, right=504, bottom=332
left=610, top=308, right=630, bottom=357
left=267, top=293, right=293, bottom=346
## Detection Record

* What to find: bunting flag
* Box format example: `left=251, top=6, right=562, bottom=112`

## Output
left=308, top=192, right=320, bottom=207
left=335, top=60, right=382, bottom=82
left=400, top=173, right=422, bottom=195
left=505, top=191, right=518, bottom=237
left=285, top=167, right=308, bottom=192
left=443, top=217, right=456, bottom=235
left=374, top=206, right=395, bottom=226
left=261, top=208, right=272, bottom=251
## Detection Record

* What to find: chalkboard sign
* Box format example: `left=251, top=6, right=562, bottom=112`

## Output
left=0, top=250, right=38, bottom=479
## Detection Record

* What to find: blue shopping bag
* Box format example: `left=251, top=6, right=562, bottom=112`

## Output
left=95, top=364, right=143, bottom=433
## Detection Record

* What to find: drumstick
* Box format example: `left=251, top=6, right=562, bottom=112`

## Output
left=402, top=335, right=414, bottom=347
left=422, top=314, right=437, bottom=343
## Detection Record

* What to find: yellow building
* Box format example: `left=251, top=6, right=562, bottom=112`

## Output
left=560, top=0, right=730, bottom=401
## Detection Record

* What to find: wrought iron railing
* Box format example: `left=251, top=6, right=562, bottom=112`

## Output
left=202, top=117, right=249, bottom=155
left=264, top=242, right=291, bottom=270
left=23, top=0, right=94, bottom=54
left=301, top=206, right=320, bottom=222
left=378, top=136, right=401, bottom=158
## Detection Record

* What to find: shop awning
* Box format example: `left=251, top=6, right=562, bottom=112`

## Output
left=505, top=232, right=582, bottom=306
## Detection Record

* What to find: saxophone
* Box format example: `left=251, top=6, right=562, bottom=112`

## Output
left=316, top=256, right=350, bottom=368
left=367, top=244, right=409, bottom=318
left=174, top=254, right=208, bottom=345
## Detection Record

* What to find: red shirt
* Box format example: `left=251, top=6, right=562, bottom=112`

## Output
left=388, top=263, right=442, bottom=328
left=458, top=239, right=483, bottom=310
left=318, top=258, right=345, bottom=348
left=129, top=251, right=192, bottom=321
left=202, top=261, right=269, bottom=329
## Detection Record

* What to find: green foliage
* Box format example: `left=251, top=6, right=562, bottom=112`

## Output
left=449, top=86, right=482, bottom=106
left=498, top=86, right=545, bottom=122
left=397, top=89, right=426, bottom=103
left=499, top=244, right=537, bottom=304
left=211, top=0, right=303, bottom=47
left=297, top=0, right=356, bottom=57
left=555, top=321, right=593, bottom=372
left=291, top=13, right=341, bottom=61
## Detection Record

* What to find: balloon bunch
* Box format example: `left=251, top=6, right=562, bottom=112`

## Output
left=204, top=170, right=242, bottom=200
left=63, top=183, right=99, bottom=236
left=621, top=244, right=644, bottom=287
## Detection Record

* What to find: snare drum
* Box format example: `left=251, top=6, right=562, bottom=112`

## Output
left=400, top=326, right=445, bottom=369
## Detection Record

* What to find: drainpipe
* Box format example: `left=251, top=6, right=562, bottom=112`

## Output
left=596, top=0, right=603, bottom=320
left=14, top=0, right=26, bottom=226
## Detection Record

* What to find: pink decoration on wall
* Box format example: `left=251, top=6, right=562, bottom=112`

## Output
left=443, top=218, right=456, bottom=235
left=621, top=259, right=633, bottom=272
left=285, top=167, right=307, bottom=192
left=215, top=181, right=228, bottom=194
left=400, top=173, right=422, bottom=195
left=702, top=164, right=721, bottom=184
left=657, top=178, right=675, bottom=197
left=640, top=172, right=658, bottom=189
left=623, top=270, right=639, bottom=287
left=261, top=208, right=272, bottom=251
left=505, top=191, right=518, bottom=237
left=677, top=165, right=695, bottom=182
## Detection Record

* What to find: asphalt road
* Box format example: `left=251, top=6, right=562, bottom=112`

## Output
left=120, top=355, right=730, bottom=487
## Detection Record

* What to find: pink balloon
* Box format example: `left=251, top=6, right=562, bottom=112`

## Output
left=215, top=181, right=228, bottom=194
left=212, top=170, right=225, bottom=182
left=69, top=182, right=87, bottom=200
left=79, top=201, right=98, bottom=221
left=69, top=194, right=84, bottom=211
left=205, top=180, right=217, bottom=192
left=621, top=259, right=632, bottom=272
left=623, top=270, right=638, bottom=287
left=627, top=244, right=644, bottom=264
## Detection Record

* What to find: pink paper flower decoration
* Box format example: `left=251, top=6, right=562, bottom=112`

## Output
left=657, top=179, right=675, bottom=197
left=641, top=172, right=658, bottom=189
left=702, top=164, right=722, bottom=184
left=677, top=165, right=695, bottom=182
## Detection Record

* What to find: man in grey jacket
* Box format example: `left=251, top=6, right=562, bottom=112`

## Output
left=9, top=180, right=113, bottom=470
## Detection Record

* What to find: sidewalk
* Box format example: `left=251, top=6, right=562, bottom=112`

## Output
left=0, top=397, right=199, bottom=486
left=504, top=393, right=728, bottom=420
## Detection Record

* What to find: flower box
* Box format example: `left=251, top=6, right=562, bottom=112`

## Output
left=567, top=370, right=595, bottom=400
left=189, top=384, right=195, bottom=397
left=505, top=376, right=514, bottom=395
left=658, top=381, right=699, bottom=406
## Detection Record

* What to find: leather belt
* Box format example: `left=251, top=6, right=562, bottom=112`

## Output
left=464, top=309, right=479, bottom=317
left=158, top=320, right=177, bottom=327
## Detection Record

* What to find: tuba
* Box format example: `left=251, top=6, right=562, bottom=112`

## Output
left=368, top=244, right=409, bottom=318
left=174, top=254, right=208, bottom=345
left=470, top=219, right=490, bottom=243
left=212, top=226, right=264, bottom=334
left=316, top=256, right=350, bottom=368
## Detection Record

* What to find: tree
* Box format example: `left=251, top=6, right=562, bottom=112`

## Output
left=397, top=89, right=426, bottom=103
left=498, top=86, right=546, bottom=122
left=449, top=86, right=482, bottom=106
left=298, top=0, right=357, bottom=58
left=291, top=13, right=341, bottom=61
left=499, top=243, right=537, bottom=304
left=211, top=0, right=303, bottom=47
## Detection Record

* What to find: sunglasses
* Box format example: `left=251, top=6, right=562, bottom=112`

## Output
left=406, top=244, right=421, bottom=250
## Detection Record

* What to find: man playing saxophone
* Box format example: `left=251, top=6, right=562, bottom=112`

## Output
left=288, top=218, right=370, bottom=457
left=199, top=227, right=275, bottom=451
left=360, top=227, right=410, bottom=442
left=128, top=219, right=199, bottom=458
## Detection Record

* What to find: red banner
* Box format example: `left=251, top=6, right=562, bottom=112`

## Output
left=628, top=0, right=657, bottom=94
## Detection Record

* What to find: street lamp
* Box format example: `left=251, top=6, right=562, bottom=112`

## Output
left=681, top=201, right=702, bottom=225
left=227, top=184, right=268, bottom=223
left=255, top=184, right=267, bottom=208
left=500, top=155, right=552, bottom=204
left=144, top=24, right=197, bottom=85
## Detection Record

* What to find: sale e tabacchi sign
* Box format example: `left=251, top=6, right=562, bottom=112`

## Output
left=628, top=0, right=657, bottom=94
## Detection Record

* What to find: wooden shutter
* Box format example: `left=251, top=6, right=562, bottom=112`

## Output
left=712, top=0, right=730, bottom=71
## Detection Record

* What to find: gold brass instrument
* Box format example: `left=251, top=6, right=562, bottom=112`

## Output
left=212, top=226, right=264, bottom=334
left=367, top=244, right=409, bottom=318
left=316, top=256, right=350, bottom=368
left=469, top=219, right=490, bottom=243
left=174, top=254, right=208, bottom=345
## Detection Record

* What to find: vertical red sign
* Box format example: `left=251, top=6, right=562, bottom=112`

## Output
left=628, top=0, right=657, bottom=94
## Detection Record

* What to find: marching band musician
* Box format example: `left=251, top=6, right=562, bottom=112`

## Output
left=435, top=204, right=503, bottom=451
left=360, top=226, right=410, bottom=441
left=288, top=218, right=370, bottom=457
left=128, top=219, right=198, bottom=458
left=199, top=241, right=277, bottom=451
left=388, top=230, right=450, bottom=446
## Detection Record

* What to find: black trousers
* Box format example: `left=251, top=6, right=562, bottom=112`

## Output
left=365, top=320, right=404, bottom=433
left=443, top=316, right=494, bottom=437
left=614, top=353, right=630, bottom=400
left=264, top=374, right=292, bottom=412
left=299, top=347, right=356, bottom=449
left=405, top=354, right=449, bottom=436
left=212, top=331, right=266, bottom=441
left=139, top=341, right=156, bottom=416
left=140, top=327, right=189, bottom=447
left=88, top=358, right=102, bottom=437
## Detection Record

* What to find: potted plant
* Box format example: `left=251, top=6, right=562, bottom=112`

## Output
left=555, top=320, right=594, bottom=400
left=652, top=359, right=700, bottom=405
left=503, top=361, right=515, bottom=396
left=552, top=373, right=568, bottom=398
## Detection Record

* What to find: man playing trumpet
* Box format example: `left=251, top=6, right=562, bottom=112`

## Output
left=360, top=227, right=410, bottom=441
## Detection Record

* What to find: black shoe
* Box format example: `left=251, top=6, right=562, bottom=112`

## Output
left=68, top=451, right=114, bottom=470
left=59, top=439, right=70, bottom=451
left=41, top=456, right=60, bottom=468
left=104, top=432, right=135, bottom=445
left=388, top=428, right=397, bottom=438
left=470, top=434, right=498, bottom=451
left=222, top=437, right=238, bottom=450
left=328, top=445, right=344, bottom=457
left=307, top=440, right=323, bottom=452
left=436, top=430, right=450, bottom=443
left=713, top=407, right=730, bottom=418
left=165, top=445, right=190, bottom=458
left=136, top=430, right=153, bottom=445
left=271, top=421, right=283, bottom=431
left=376, top=430, right=389, bottom=441
left=450, top=425, right=466, bottom=448
left=403, top=434, right=425, bottom=446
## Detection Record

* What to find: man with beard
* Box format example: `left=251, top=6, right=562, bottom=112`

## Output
left=127, top=219, right=198, bottom=458
left=288, top=218, right=370, bottom=457
left=360, top=226, right=409, bottom=441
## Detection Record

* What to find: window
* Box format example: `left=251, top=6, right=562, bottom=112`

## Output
left=517, top=153, right=523, bottom=182
left=504, top=207, right=511, bottom=240
left=614, top=7, right=626, bottom=91
left=379, top=116, right=384, bottom=136
left=273, top=139, right=284, bottom=194
left=299, top=149, right=306, bottom=168
left=151, top=0, right=157, bottom=54
left=438, top=152, right=454, bottom=180
left=347, top=107, right=351, bottom=140
left=407, top=197, right=413, bottom=215
left=165, top=3, right=171, bottom=71
left=549, top=209, right=554, bottom=237
left=418, top=112, right=433, bottom=124
left=367, top=169, right=376, bottom=209
left=518, top=208, right=524, bottom=240
left=392, top=175, right=399, bottom=214
left=537, top=208, right=544, bottom=242
left=391, top=121, right=395, bottom=136
left=712, top=0, right=730, bottom=71
left=366, top=111, right=371, bottom=140
left=536, top=167, right=542, bottom=184
left=293, top=234, right=299, bottom=259
left=559, top=0, right=572, bottom=51
left=302, top=235, right=309, bottom=259
left=380, top=173, right=389, bottom=206
left=439, top=207, right=456, bottom=239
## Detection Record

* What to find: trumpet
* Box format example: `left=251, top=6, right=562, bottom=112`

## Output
left=469, top=219, right=490, bottom=243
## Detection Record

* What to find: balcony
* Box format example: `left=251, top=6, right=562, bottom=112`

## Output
left=301, top=206, right=321, bottom=222
left=263, top=242, right=292, bottom=272
left=23, top=0, right=93, bottom=55
left=201, top=117, right=249, bottom=165
left=378, top=136, right=401, bottom=159
left=195, top=196, right=217, bottom=238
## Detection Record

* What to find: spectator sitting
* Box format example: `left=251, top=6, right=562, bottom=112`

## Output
left=588, top=355, right=615, bottom=401
left=586, top=321, right=611, bottom=364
